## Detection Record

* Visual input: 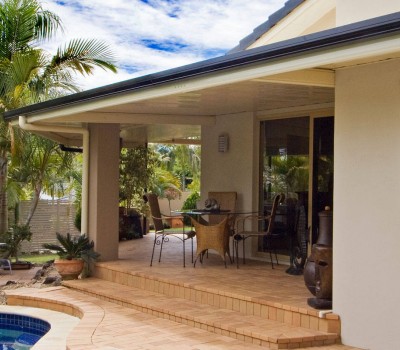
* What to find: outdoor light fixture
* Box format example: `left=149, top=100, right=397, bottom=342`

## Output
left=218, top=134, right=229, bottom=152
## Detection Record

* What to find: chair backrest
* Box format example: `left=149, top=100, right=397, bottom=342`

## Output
left=144, top=193, right=164, bottom=232
left=265, top=193, right=283, bottom=234
left=208, top=191, right=237, bottom=225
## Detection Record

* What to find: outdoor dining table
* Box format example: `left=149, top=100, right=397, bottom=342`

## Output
left=176, top=209, right=258, bottom=267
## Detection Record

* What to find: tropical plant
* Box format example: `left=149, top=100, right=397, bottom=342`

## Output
left=43, top=232, right=99, bottom=278
left=9, top=134, right=76, bottom=225
left=181, top=191, right=200, bottom=225
left=42, top=232, right=96, bottom=260
left=152, top=167, right=181, bottom=214
left=0, top=0, right=117, bottom=109
left=119, top=146, right=157, bottom=214
left=153, top=144, right=201, bottom=191
left=0, top=223, right=32, bottom=261
left=181, top=191, right=200, bottom=210
left=265, top=155, right=309, bottom=194
left=0, top=0, right=117, bottom=231
left=2, top=225, right=32, bottom=262
left=172, top=144, right=201, bottom=190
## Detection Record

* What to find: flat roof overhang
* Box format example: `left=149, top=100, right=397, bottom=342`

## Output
left=4, top=11, right=400, bottom=146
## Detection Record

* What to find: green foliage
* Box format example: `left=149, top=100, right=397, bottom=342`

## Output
left=265, top=155, right=309, bottom=194
left=119, top=146, right=157, bottom=214
left=0, top=0, right=117, bottom=232
left=182, top=192, right=200, bottom=210
left=8, top=133, right=76, bottom=225
left=181, top=191, right=200, bottom=225
left=152, top=144, right=200, bottom=191
left=0, top=224, right=32, bottom=261
left=42, top=232, right=96, bottom=260
left=18, top=252, right=57, bottom=264
left=74, top=209, right=81, bottom=232
left=42, top=232, right=99, bottom=277
left=0, top=0, right=117, bottom=110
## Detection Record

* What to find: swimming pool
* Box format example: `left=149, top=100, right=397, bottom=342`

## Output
left=0, top=313, right=50, bottom=349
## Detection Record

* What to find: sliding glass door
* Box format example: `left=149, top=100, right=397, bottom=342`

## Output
left=259, top=115, right=334, bottom=255
left=259, top=117, right=310, bottom=255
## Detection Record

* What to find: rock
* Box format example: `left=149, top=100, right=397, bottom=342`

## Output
left=43, top=276, right=59, bottom=284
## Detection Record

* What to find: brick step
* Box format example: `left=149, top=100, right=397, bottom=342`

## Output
left=93, top=263, right=341, bottom=335
left=63, top=278, right=339, bottom=349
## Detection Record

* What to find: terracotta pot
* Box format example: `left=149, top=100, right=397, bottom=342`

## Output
left=54, top=259, right=84, bottom=280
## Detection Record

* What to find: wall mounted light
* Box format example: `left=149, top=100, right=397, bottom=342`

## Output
left=218, top=133, right=229, bottom=152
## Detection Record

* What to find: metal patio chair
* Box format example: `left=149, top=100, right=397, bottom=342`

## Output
left=233, top=193, right=283, bottom=268
left=144, top=193, right=195, bottom=267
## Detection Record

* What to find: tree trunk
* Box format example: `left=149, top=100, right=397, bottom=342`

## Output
left=25, top=184, right=41, bottom=226
left=0, top=156, right=8, bottom=234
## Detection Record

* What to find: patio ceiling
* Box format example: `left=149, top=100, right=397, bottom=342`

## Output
left=16, top=71, right=335, bottom=147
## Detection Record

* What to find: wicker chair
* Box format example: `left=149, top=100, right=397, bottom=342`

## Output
left=191, top=217, right=231, bottom=267
left=207, top=191, right=237, bottom=225
left=144, top=193, right=195, bottom=267
left=233, top=193, right=283, bottom=268
left=202, top=191, right=237, bottom=258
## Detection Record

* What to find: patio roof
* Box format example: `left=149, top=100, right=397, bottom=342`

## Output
left=4, top=11, right=400, bottom=146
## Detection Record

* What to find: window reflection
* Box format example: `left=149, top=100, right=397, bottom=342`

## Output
left=260, top=117, right=310, bottom=255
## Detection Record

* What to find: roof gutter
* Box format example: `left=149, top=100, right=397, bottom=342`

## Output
left=18, top=116, right=90, bottom=236
left=5, top=11, right=400, bottom=120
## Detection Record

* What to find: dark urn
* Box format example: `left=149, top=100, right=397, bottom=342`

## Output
left=303, top=208, right=333, bottom=309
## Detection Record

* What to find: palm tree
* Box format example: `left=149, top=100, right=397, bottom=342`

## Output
left=9, top=134, right=75, bottom=225
left=0, top=0, right=117, bottom=231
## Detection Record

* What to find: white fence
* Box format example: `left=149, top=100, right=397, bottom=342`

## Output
left=15, top=199, right=80, bottom=253
left=15, top=193, right=192, bottom=253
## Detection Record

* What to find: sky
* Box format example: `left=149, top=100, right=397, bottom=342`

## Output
left=42, top=0, right=287, bottom=91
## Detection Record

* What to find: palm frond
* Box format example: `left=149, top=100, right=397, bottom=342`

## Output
left=0, top=0, right=62, bottom=58
left=50, top=38, right=117, bottom=75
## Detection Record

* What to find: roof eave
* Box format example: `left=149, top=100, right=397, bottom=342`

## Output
left=4, top=11, right=400, bottom=121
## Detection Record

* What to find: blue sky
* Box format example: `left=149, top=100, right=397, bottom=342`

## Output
left=44, top=0, right=286, bottom=90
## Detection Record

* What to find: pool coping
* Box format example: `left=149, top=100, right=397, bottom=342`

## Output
left=4, top=286, right=105, bottom=349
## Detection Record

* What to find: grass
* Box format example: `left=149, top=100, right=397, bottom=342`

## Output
left=14, top=253, right=58, bottom=264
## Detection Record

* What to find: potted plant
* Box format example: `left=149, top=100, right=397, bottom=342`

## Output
left=0, top=225, right=33, bottom=270
left=43, top=233, right=99, bottom=280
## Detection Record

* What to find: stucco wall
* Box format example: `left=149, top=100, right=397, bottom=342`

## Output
left=334, top=58, right=400, bottom=350
left=88, top=124, right=120, bottom=261
left=201, top=112, right=259, bottom=258
left=336, top=0, right=400, bottom=26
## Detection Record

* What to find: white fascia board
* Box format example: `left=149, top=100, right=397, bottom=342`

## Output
left=23, top=33, right=400, bottom=125
left=49, top=112, right=216, bottom=126
left=252, top=69, right=335, bottom=87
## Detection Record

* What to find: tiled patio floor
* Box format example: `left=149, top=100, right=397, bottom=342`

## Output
left=2, top=234, right=363, bottom=349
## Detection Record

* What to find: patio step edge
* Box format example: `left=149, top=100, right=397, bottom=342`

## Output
left=63, top=277, right=340, bottom=349
left=93, top=262, right=341, bottom=335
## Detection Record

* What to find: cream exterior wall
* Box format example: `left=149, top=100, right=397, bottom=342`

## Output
left=334, top=59, right=400, bottom=350
left=201, top=112, right=259, bottom=258
left=336, top=0, right=400, bottom=26
left=248, top=0, right=336, bottom=49
left=88, top=124, right=120, bottom=261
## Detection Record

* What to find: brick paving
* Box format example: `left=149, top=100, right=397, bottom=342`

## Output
left=2, top=234, right=364, bottom=349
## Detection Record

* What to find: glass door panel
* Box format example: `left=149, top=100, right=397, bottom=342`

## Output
left=311, top=116, right=334, bottom=244
left=260, top=117, right=310, bottom=254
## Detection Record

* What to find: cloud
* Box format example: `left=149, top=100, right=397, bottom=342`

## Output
left=42, top=0, right=286, bottom=90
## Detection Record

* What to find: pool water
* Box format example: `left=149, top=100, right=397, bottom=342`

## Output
left=0, top=313, right=50, bottom=349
